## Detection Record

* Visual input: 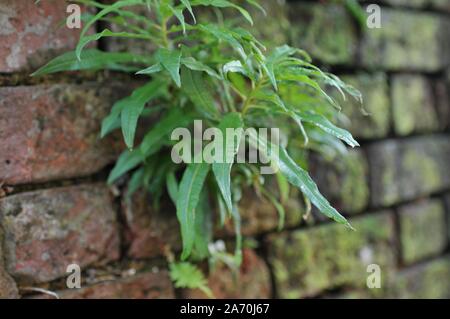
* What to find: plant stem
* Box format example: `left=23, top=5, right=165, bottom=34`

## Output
left=161, top=17, right=169, bottom=48
left=241, top=79, right=263, bottom=116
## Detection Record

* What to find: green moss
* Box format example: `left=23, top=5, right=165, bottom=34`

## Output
left=390, top=258, right=450, bottom=298
left=399, top=200, right=447, bottom=264
left=289, top=3, right=356, bottom=65
left=361, top=9, right=444, bottom=71
left=392, top=75, right=438, bottom=135
left=268, top=213, right=396, bottom=298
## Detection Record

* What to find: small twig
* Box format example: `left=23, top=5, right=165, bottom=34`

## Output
left=20, top=287, right=60, bottom=299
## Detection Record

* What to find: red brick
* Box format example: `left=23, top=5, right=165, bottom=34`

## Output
left=0, top=267, right=18, bottom=298
left=182, top=249, right=272, bottom=299
left=0, top=0, right=84, bottom=73
left=0, top=184, right=120, bottom=283
left=0, top=84, right=126, bottom=185
left=34, top=270, right=175, bottom=299
left=0, top=229, right=18, bottom=298
left=122, top=190, right=181, bottom=259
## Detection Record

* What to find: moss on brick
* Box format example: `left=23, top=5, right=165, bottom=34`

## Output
left=390, top=258, right=450, bottom=298
left=361, top=9, right=446, bottom=71
left=399, top=200, right=447, bottom=264
left=392, top=75, right=439, bottom=135
left=338, top=73, right=390, bottom=139
left=288, top=3, right=357, bottom=65
left=267, top=213, right=396, bottom=298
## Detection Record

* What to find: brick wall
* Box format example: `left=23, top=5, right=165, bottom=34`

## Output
left=0, top=0, right=449, bottom=299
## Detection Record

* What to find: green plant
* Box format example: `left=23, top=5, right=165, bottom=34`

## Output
left=34, top=0, right=361, bottom=273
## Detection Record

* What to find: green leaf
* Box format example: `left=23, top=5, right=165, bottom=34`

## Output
left=261, top=187, right=286, bottom=230
left=79, top=0, right=143, bottom=39
left=297, top=111, right=359, bottom=148
left=223, top=60, right=249, bottom=79
left=193, top=189, right=212, bottom=259
left=280, top=70, right=338, bottom=107
left=169, top=262, right=213, bottom=297
left=180, top=67, right=220, bottom=120
left=247, top=131, right=353, bottom=229
left=180, top=0, right=196, bottom=23
left=32, top=49, right=149, bottom=76
left=76, top=29, right=151, bottom=60
left=121, top=80, right=166, bottom=149
left=276, top=171, right=289, bottom=205
left=262, top=61, right=277, bottom=91
left=139, top=107, right=193, bottom=155
left=245, top=0, right=266, bottom=15
left=166, top=171, right=179, bottom=204
left=102, top=104, right=164, bottom=138
left=126, top=167, right=145, bottom=198
left=108, top=149, right=143, bottom=184
left=181, top=57, right=220, bottom=79
left=136, top=63, right=163, bottom=75
left=192, top=0, right=253, bottom=25
left=254, top=90, right=287, bottom=111
left=169, top=5, right=187, bottom=34
left=198, top=24, right=246, bottom=59
left=176, top=163, right=211, bottom=260
left=101, top=100, right=126, bottom=138
left=230, top=203, right=242, bottom=265
left=212, top=113, right=243, bottom=213
left=157, top=48, right=182, bottom=87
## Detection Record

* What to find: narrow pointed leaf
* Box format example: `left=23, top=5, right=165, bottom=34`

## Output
left=169, top=5, right=187, bottom=34
left=136, top=63, right=163, bottom=75
left=193, top=189, right=212, bottom=259
left=32, top=49, right=150, bottom=76
left=247, top=131, right=353, bottom=229
left=180, top=67, right=220, bottom=120
left=177, top=163, right=211, bottom=260
left=298, top=111, right=359, bottom=147
left=157, top=48, right=182, bottom=87
left=108, top=149, right=143, bottom=184
left=181, top=0, right=196, bottom=23
left=139, top=107, right=193, bottom=155
left=181, top=57, right=220, bottom=79
left=212, top=113, right=243, bottom=213
left=166, top=171, right=179, bottom=204
left=121, top=80, right=166, bottom=149
left=76, top=29, right=151, bottom=60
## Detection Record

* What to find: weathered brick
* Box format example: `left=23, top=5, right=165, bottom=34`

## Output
left=399, top=199, right=447, bottom=264
left=251, top=0, right=290, bottom=47
left=266, top=212, right=396, bottom=298
left=434, top=78, right=450, bottom=130
left=33, top=269, right=175, bottom=299
left=0, top=229, right=18, bottom=298
left=389, top=257, right=450, bottom=298
left=0, top=0, right=83, bottom=73
left=445, top=194, right=450, bottom=243
left=122, top=190, right=180, bottom=259
left=311, top=150, right=369, bottom=214
left=103, top=3, right=157, bottom=55
left=361, top=8, right=448, bottom=71
left=182, top=249, right=271, bottom=299
left=392, top=75, right=439, bottom=135
left=0, top=267, right=17, bottom=298
left=0, top=184, right=120, bottom=283
left=381, top=0, right=450, bottom=12
left=368, top=136, right=450, bottom=207
left=289, top=3, right=357, bottom=65
left=0, top=84, right=128, bottom=185
left=337, top=73, right=390, bottom=139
